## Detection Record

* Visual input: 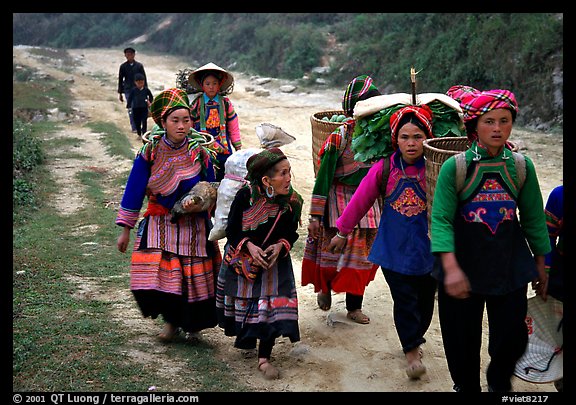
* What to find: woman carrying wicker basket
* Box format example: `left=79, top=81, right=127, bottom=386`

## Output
left=328, top=104, right=439, bottom=380
left=430, top=86, right=550, bottom=392
left=302, top=75, right=382, bottom=324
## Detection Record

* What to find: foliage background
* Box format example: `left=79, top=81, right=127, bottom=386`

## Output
left=13, top=12, right=563, bottom=128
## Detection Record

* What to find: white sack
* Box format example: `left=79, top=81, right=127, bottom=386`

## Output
left=208, top=148, right=262, bottom=241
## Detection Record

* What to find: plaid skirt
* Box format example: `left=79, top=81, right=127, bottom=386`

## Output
left=215, top=243, right=300, bottom=349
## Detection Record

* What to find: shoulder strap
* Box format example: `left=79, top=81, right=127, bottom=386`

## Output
left=379, top=156, right=391, bottom=196
left=454, top=152, right=467, bottom=194
left=262, top=211, right=283, bottom=246
left=512, top=152, right=526, bottom=190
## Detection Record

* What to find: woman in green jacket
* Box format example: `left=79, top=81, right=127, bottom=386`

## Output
left=430, top=86, right=550, bottom=393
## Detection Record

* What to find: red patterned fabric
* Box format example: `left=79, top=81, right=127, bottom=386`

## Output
left=446, top=85, right=479, bottom=103
left=390, top=105, right=434, bottom=148
left=446, top=86, right=519, bottom=141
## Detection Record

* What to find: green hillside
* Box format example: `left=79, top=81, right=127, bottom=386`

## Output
left=13, top=12, right=563, bottom=130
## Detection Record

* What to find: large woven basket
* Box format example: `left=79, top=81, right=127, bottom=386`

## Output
left=310, top=110, right=346, bottom=176
left=423, top=137, right=470, bottom=227
left=423, top=137, right=518, bottom=227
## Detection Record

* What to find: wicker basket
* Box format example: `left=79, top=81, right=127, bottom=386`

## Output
left=423, top=137, right=469, bottom=226
left=310, top=110, right=346, bottom=176
left=423, top=137, right=518, bottom=227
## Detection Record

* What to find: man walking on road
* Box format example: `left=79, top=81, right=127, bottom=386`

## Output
left=118, top=47, right=147, bottom=132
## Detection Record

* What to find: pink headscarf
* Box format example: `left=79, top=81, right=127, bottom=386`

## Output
left=446, top=85, right=478, bottom=104
left=390, top=105, right=434, bottom=149
left=446, top=86, right=518, bottom=141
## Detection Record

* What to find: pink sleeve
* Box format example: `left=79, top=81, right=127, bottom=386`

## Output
left=226, top=100, right=242, bottom=149
left=336, top=159, right=384, bottom=234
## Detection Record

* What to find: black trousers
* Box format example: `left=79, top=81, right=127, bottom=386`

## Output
left=437, top=284, right=528, bottom=392
left=345, top=293, right=363, bottom=312
left=132, top=107, right=149, bottom=136
left=382, top=268, right=437, bottom=354
left=258, top=338, right=275, bottom=359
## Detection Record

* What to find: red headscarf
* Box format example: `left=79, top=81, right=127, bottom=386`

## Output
left=390, top=105, right=434, bottom=149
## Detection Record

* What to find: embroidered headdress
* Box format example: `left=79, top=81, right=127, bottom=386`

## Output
left=246, top=147, right=288, bottom=184
left=149, top=88, right=190, bottom=127
left=342, top=75, right=379, bottom=116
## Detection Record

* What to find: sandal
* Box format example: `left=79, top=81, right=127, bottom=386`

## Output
left=258, top=360, right=280, bottom=380
left=317, top=292, right=332, bottom=311
left=346, top=309, right=370, bottom=324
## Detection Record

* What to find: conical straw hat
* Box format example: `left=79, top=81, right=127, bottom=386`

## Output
left=188, top=62, right=234, bottom=93
left=514, top=295, right=563, bottom=383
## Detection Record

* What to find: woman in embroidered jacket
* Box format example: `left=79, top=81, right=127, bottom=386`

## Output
left=216, top=148, right=303, bottom=380
left=328, top=105, right=438, bottom=380
left=116, top=88, right=221, bottom=342
left=188, top=63, right=242, bottom=182
left=301, top=75, right=382, bottom=325
left=431, top=86, right=550, bottom=392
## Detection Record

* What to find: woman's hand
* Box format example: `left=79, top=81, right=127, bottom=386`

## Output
left=182, top=197, right=204, bottom=213
left=440, top=252, right=470, bottom=299
left=117, top=226, right=131, bottom=253
left=247, top=241, right=270, bottom=269
left=307, top=218, right=320, bottom=239
left=327, top=233, right=347, bottom=254
left=532, top=255, right=549, bottom=301
left=263, top=243, right=283, bottom=268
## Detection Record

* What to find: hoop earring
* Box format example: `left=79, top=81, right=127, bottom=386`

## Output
left=266, top=185, right=275, bottom=198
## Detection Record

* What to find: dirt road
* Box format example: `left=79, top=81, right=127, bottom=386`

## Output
left=13, top=46, right=562, bottom=392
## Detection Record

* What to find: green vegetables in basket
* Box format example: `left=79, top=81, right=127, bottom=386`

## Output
left=322, top=114, right=347, bottom=123
left=351, top=100, right=466, bottom=163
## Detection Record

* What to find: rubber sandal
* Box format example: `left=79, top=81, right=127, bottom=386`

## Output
left=258, top=361, right=280, bottom=380
left=346, top=310, right=370, bottom=324
left=317, top=292, right=332, bottom=311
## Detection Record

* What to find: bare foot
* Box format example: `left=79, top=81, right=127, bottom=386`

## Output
left=157, top=323, right=178, bottom=342
left=405, top=346, right=426, bottom=379
left=258, top=358, right=280, bottom=380
left=317, top=291, right=332, bottom=311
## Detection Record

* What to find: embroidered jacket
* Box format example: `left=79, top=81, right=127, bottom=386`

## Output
left=430, top=141, right=551, bottom=294
left=337, top=150, right=433, bottom=275
left=190, top=93, right=241, bottom=153
left=115, top=135, right=217, bottom=256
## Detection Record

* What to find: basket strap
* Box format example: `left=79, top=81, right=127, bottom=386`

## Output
left=455, top=152, right=467, bottom=194
left=512, top=152, right=526, bottom=191
left=379, top=156, right=391, bottom=196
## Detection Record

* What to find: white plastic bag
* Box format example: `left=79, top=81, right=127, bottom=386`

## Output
left=208, top=148, right=262, bottom=241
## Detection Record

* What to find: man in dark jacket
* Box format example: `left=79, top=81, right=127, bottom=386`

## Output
left=118, top=47, right=147, bottom=132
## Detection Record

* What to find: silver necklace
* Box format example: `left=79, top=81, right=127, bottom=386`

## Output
left=399, top=157, right=422, bottom=185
